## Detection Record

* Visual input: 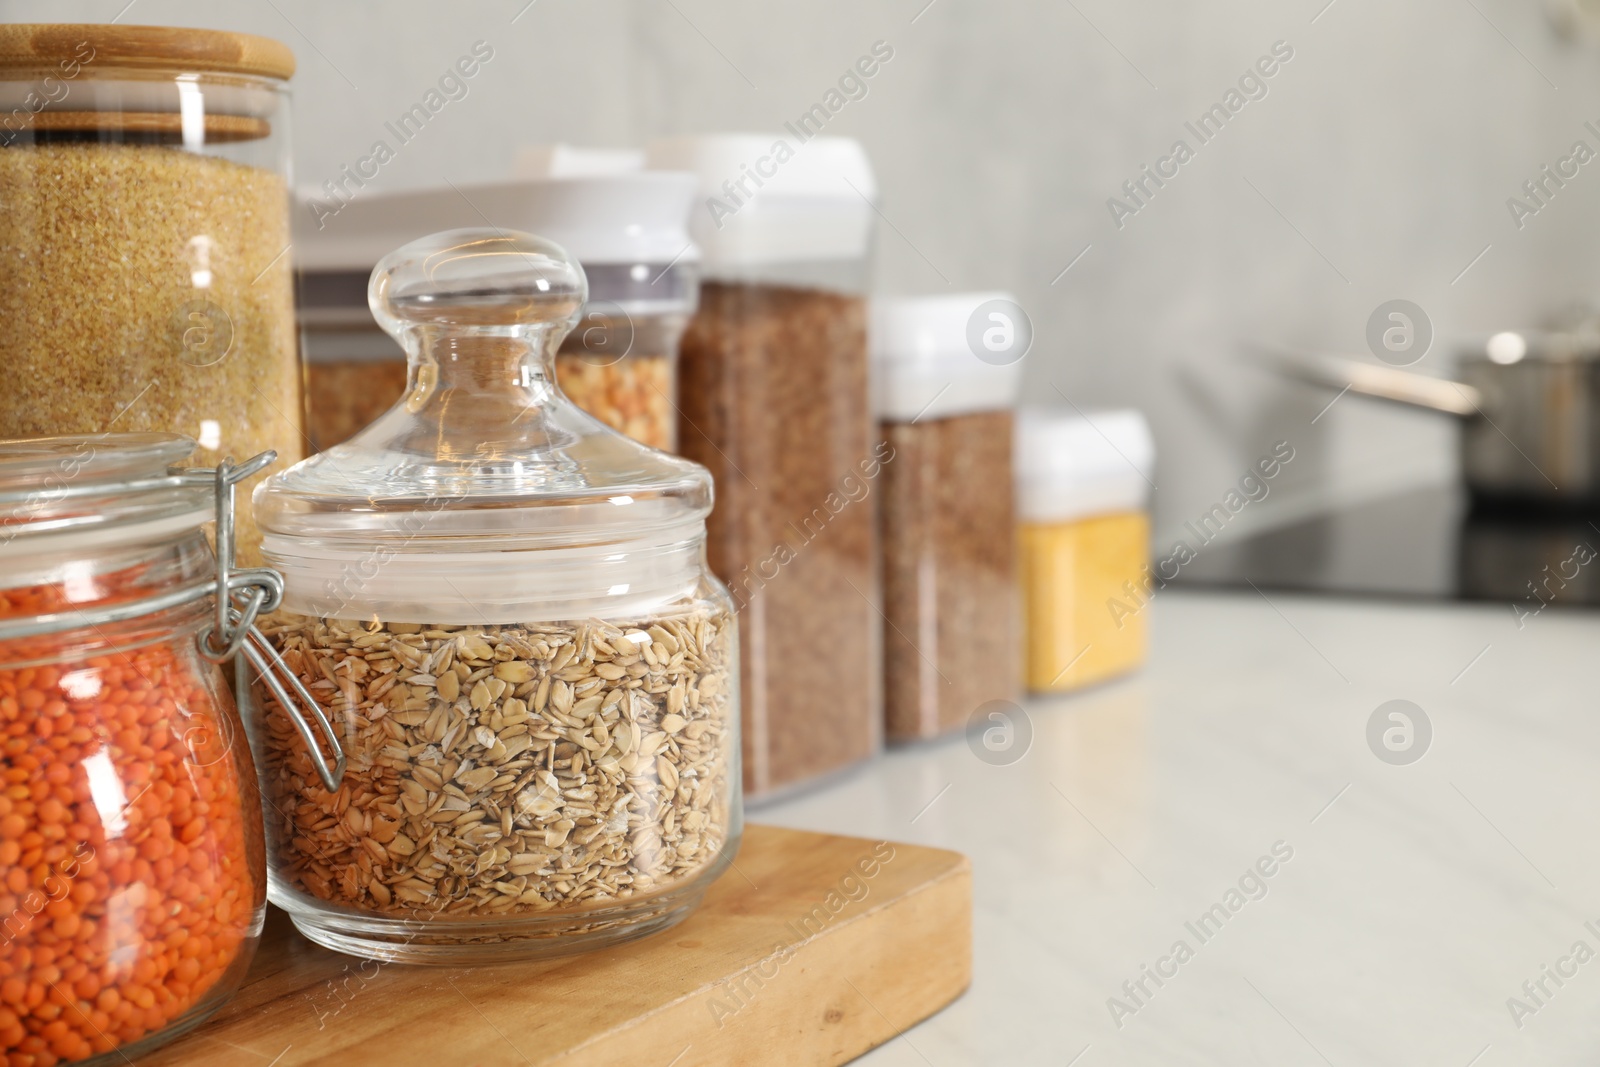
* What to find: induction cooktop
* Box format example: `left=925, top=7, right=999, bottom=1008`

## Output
left=1171, top=484, right=1600, bottom=613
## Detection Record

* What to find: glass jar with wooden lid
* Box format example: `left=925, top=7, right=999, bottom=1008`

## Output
left=0, top=23, right=304, bottom=565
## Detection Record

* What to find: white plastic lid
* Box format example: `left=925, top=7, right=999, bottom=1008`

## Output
left=513, top=143, right=644, bottom=177
left=871, top=293, right=1026, bottom=421
left=1014, top=408, right=1154, bottom=523
left=644, top=134, right=876, bottom=268
left=294, top=173, right=699, bottom=269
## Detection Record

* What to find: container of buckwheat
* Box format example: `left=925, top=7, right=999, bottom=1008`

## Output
left=645, top=134, right=881, bottom=799
left=872, top=293, right=1026, bottom=741
left=251, top=228, right=741, bottom=963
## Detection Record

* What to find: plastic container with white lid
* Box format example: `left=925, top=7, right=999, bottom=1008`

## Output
left=643, top=134, right=880, bottom=798
left=294, top=167, right=700, bottom=453
left=253, top=229, right=741, bottom=963
left=1015, top=407, right=1155, bottom=692
left=871, top=293, right=1025, bottom=741
left=647, top=134, right=875, bottom=278
left=513, top=143, right=645, bottom=178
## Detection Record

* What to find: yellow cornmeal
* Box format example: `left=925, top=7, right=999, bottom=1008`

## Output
left=1020, top=511, right=1149, bottom=691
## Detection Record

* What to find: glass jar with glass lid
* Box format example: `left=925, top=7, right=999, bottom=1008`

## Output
left=0, top=433, right=339, bottom=1066
left=252, top=228, right=742, bottom=963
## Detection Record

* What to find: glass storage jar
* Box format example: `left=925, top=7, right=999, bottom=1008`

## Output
left=871, top=294, right=1025, bottom=740
left=0, top=433, right=334, bottom=1066
left=646, top=134, right=880, bottom=798
left=253, top=228, right=742, bottom=963
left=0, top=24, right=304, bottom=566
left=1015, top=409, right=1155, bottom=692
left=294, top=169, right=700, bottom=453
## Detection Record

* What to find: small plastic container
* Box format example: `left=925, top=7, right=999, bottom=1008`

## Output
left=294, top=167, right=700, bottom=453
left=0, top=433, right=335, bottom=1066
left=871, top=293, right=1025, bottom=740
left=646, top=134, right=881, bottom=798
left=0, top=24, right=305, bottom=565
left=254, top=229, right=741, bottom=963
left=1015, top=409, right=1155, bottom=692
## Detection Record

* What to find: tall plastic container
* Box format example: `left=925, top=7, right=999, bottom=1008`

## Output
left=872, top=294, right=1025, bottom=740
left=647, top=135, right=881, bottom=798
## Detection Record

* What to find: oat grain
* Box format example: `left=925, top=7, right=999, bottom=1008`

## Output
left=256, top=603, right=735, bottom=919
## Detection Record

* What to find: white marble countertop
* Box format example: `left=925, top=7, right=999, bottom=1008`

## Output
left=757, top=588, right=1600, bottom=1067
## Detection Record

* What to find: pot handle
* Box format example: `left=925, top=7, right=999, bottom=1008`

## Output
left=1256, top=349, right=1483, bottom=418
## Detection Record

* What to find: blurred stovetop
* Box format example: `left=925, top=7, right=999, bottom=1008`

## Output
left=1172, top=485, right=1600, bottom=610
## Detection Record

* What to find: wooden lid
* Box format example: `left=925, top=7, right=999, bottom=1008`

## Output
left=20, top=110, right=271, bottom=142
left=0, top=24, right=295, bottom=80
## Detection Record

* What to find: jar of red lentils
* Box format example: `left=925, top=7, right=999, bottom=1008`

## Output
left=0, top=433, right=341, bottom=1067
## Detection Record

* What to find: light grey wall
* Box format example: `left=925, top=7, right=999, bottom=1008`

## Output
left=8, top=0, right=1600, bottom=547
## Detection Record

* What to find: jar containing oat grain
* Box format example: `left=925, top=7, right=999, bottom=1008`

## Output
left=253, top=228, right=742, bottom=962
left=1016, top=409, right=1154, bottom=692
left=0, top=433, right=338, bottom=1066
left=871, top=294, right=1025, bottom=741
left=0, top=24, right=304, bottom=566
left=645, top=134, right=880, bottom=798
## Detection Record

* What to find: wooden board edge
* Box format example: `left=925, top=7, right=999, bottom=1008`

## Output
left=557, top=847, right=974, bottom=1066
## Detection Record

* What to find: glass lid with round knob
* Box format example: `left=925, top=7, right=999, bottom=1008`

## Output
left=254, top=229, right=716, bottom=623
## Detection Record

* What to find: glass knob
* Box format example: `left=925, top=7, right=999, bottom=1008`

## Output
left=369, top=228, right=588, bottom=337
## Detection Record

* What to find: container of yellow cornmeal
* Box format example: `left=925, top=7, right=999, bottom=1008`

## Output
left=1015, top=409, right=1154, bottom=692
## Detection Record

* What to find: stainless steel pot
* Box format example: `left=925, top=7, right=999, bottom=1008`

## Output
left=1269, top=332, right=1600, bottom=505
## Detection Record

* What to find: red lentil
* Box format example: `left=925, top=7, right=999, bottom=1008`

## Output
left=0, top=577, right=262, bottom=1067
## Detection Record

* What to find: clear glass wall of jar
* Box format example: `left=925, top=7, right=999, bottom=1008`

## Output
left=0, top=435, right=275, bottom=1066
left=253, top=229, right=742, bottom=963
left=0, top=24, right=304, bottom=565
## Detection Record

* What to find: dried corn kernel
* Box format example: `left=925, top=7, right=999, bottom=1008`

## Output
left=555, top=354, right=676, bottom=452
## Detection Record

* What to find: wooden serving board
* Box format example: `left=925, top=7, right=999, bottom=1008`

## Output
left=143, top=825, right=971, bottom=1067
